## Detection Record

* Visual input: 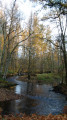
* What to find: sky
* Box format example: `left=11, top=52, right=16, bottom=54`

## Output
left=0, top=0, right=67, bottom=57
left=0, top=0, right=66, bottom=38
left=1, top=0, right=40, bottom=19
left=0, top=0, right=43, bottom=28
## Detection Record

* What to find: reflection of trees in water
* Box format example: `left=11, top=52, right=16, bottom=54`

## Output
left=0, top=83, right=51, bottom=115
left=0, top=82, right=37, bottom=115
left=0, top=101, right=16, bottom=115
left=21, top=82, right=36, bottom=115
left=8, top=82, right=37, bottom=115
left=26, top=82, right=34, bottom=95
left=21, top=97, right=37, bottom=115
left=0, top=81, right=67, bottom=115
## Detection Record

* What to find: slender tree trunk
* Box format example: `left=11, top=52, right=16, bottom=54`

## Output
left=3, top=36, right=11, bottom=79
left=0, top=22, right=7, bottom=75
left=57, top=49, right=60, bottom=73
left=51, top=50, right=54, bottom=73
left=28, top=49, right=31, bottom=80
left=0, top=45, right=6, bottom=75
left=62, top=34, right=67, bottom=84
left=40, top=56, right=43, bottom=74
left=3, top=60, right=9, bottom=79
left=3, top=54, right=11, bottom=79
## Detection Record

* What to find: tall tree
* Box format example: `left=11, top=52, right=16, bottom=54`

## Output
left=36, top=0, right=67, bottom=84
left=0, top=0, right=32, bottom=79
left=20, top=14, right=51, bottom=75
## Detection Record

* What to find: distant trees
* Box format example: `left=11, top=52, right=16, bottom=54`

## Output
left=36, top=0, right=67, bottom=84
left=19, top=14, right=53, bottom=79
left=0, top=0, right=20, bottom=78
left=0, top=0, right=31, bottom=79
left=0, top=0, right=66, bottom=83
left=48, top=0, right=67, bottom=84
left=31, top=0, right=67, bottom=84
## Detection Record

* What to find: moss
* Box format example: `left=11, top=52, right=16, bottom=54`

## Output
left=37, top=73, right=61, bottom=84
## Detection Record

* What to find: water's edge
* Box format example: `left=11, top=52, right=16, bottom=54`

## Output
left=0, top=76, right=67, bottom=115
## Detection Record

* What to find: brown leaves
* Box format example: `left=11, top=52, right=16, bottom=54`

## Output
left=0, top=88, right=23, bottom=102
left=63, top=106, right=67, bottom=114
left=2, top=113, right=67, bottom=120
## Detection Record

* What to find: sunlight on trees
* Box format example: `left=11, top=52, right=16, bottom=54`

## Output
left=0, top=0, right=67, bottom=85
left=36, top=0, right=67, bottom=84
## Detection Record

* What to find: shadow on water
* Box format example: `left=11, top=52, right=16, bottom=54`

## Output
left=0, top=76, right=67, bottom=115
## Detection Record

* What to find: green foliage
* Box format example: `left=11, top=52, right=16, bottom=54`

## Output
left=8, top=70, right=15, bottom=74
left=2, top=119, right=7, bottom=120
left=37, top=73, right=61, bottom=84
left=0, top=76, right=16, bottom=88
left=0, top=75, right=4, bottom=81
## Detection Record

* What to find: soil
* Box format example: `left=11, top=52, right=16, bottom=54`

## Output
left=53, top=83, right=67, bottom=96
left=0, top=88, right=23, bottom=102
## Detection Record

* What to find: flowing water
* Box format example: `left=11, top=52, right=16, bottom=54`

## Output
left=0, top=76, right=67, bottom=115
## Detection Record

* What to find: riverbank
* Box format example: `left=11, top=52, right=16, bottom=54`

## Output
left=0, top=76, right=67, bottom=119
left=17, top=73, right=61, bottom=85
left=0, top=76, right=23, bottom=102
left=53, top=83, right=67, bottom=96
left=0, top=76, right=17, bottom=88
left=0, top=88, right=23, bottom=102
left=0, top=113, right=67, bottom=120
left=17, top=74, right=67, bottom=96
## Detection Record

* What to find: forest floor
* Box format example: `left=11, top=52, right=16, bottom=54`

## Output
left=0, top=88, right=23, bottom=102
left=0, top=76, right=23, bottom=102
left=0, top=113, right=67, bottom=120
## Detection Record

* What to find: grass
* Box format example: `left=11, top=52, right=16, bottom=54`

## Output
left=8, top=70, right=16, bottom=75
left=37, top=73, right=61, bottom=84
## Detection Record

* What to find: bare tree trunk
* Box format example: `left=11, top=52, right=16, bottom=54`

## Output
left=62, top=34, right=67, bottom=84
left=51, top=49, right=54, bottom=73
left=0, top=44, right=6, bottom=75
left=0, top=22, right=7, bottom=75
left=3, top=53, right=11, bottom=79
left=28, top=49, right=31, bottom=80
left=3, top=59, right=9, bottom=79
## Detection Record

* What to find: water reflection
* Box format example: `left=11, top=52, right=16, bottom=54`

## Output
left=0, top=77, right=67, bottom=115
left=15, top=81, right=53, bottom=97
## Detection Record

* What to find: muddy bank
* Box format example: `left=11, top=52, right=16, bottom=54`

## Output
left=53, top=83, right=67, bottom=97
left=17, top=76, right=37, bottom=83
left=0, top=88, right=23, bottom=102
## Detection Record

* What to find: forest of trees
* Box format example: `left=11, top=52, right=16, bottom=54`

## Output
left=0, top=0, right=67, bottom=84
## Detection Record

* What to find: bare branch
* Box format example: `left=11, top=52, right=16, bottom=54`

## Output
left=11, top=33, right=33, bottom=54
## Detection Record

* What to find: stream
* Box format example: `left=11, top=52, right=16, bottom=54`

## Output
left=0, top=76, right=67, bottom=115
